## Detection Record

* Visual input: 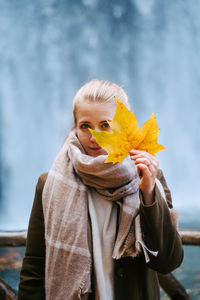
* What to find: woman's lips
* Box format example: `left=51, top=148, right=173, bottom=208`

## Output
left=89, top=147, right=102, bottom=152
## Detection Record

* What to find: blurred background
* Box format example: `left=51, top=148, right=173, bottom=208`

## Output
left=1, top=0, right=200, bottom=230
left=0, top=0, right=200, bottom=297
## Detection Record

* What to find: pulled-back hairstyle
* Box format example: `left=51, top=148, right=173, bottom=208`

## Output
left=73, top=80, right=130, bottom=125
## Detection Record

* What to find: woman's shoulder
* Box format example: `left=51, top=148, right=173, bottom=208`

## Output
left=156, top=168, right=173, bottom=208
left=156, top=168, right=164, bottom=179
left=36, top=172, right=48, bottom=192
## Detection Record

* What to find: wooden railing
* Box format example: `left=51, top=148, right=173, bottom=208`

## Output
left=0, top=230, right=27, bottom=247
left=0, top=229, right=200, bottom=300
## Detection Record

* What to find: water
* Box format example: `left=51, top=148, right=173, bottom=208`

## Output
left=0, top=246, right=25, bottom=294
left=0, top=0, right=199, bottom=231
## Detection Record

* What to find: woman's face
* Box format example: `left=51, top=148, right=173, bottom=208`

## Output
left=76, top=100, right=116, bottom=157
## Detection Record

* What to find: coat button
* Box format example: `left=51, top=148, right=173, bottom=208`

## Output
left=116, top=267, right=124, bottom=278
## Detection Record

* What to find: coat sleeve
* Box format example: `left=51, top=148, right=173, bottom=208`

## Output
left=17, top=173, right=48, bottom=300
left=139, top=169, right=184, bottom=274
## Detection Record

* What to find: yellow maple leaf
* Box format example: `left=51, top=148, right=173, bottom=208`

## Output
left=89, top=97, right=166, bottom=164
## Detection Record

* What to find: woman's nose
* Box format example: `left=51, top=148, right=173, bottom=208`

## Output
left=89, top=127, right=100, bottom=143
left=90, top=134, right=97, bottom=143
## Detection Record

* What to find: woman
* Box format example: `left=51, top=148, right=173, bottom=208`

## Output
left=18, top=80, right=183, bottom=300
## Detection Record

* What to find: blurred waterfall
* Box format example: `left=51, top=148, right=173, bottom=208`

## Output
left=0, top=0, right=200, bottom=229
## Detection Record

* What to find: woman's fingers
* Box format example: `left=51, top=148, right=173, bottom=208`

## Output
left=136, top=163, right=152, bottom=178
left=133, top=157, right=157, bottom=174
left=130, top=150, right=157, bottom=161
left=130, top=150, right=159, bottom=171
left=133, top=157, right=150, bottom=165
left=130, top=149, right=159, bottom=198
left=130, top=150, right=159, bottom=205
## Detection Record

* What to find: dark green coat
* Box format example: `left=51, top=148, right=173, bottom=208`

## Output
left=18, top=170, right=183, bottom=300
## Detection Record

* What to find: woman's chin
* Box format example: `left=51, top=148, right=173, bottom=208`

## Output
left=87, top=147, right=107, bottom=157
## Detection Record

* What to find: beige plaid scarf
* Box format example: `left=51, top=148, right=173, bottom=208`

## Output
left=42, top=131, right=147, bottom=300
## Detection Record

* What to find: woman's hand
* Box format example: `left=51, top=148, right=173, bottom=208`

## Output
left=130, top=150, right=159, bottom=205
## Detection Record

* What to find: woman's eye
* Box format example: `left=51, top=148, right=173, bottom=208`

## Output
left=80, top=124, right=90, bottom=129
left=101, top=122, right=110, bottom=129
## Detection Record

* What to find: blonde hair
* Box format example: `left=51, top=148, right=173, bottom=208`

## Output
left=73, top=80, right=130, bottom=125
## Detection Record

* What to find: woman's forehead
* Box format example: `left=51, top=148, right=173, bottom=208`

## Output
left=76, top=101, right=116, bottom=122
